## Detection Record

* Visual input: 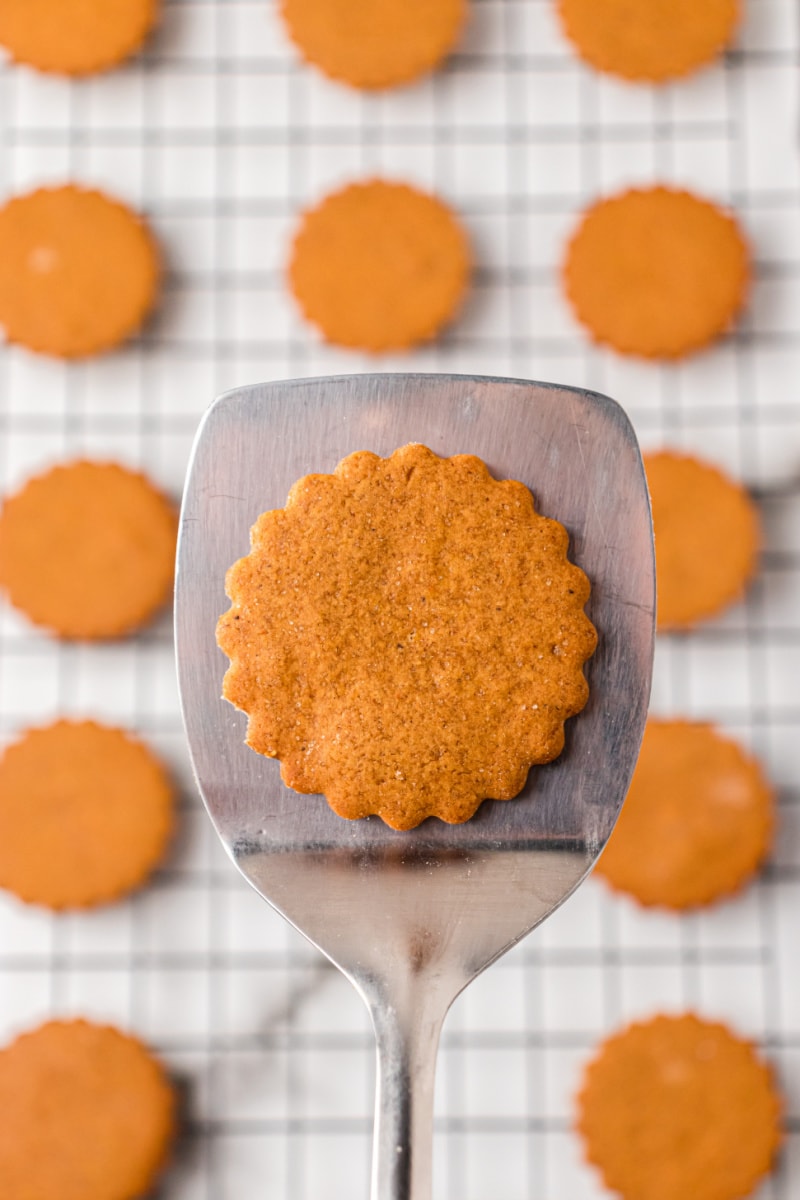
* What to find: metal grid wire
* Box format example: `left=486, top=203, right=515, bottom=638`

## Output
left=1, top=0, right=799, bottom=1196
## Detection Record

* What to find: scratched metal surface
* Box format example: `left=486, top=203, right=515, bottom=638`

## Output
left=0, top=1, right=798, bottom=1196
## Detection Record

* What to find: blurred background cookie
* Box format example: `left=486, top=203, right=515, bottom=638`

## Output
left=645, top=450, right=760, bottom=630
left=0, top=0, right=158, bottom=76
left=557, top=0, right=739, bottom=84
left=289, top=179, right=470, bottom=351
left=0, top=1019, right=175, bottom=1199
left=577, top=1013, right=782, bottom=1200
left=280, top=0, right=466, bottom=89
left=597, top=719, right=774, bottom=908
left=0, top=186, right=160, bottom=358
left=0, top=460, right=177, bottom=639
left=0, top=720, right=174, bottom=909
left=563, top=187, right=749, bottom=359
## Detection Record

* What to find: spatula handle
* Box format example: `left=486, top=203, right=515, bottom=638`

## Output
left=367, top=983, right=448, bottom=1200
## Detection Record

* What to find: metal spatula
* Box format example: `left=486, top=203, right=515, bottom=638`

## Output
left=175, top=373, right=655, bottom=1200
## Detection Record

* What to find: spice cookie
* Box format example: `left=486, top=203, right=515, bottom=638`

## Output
left=217, top=443, right=597, bottom=831
left=557, top=0, right=739, bottom=84
left=0, top=720, right=174, bottom=910
left=0, top=460, right=177, bottom=640
left=0, top=0, right=158, bottom=76
left=645, top=450, right=759, bottom=629
left=597, top=719, right=774, bottom=908
left=0, top=1020, right=175, bottom=1200
left=288, top=180, right=470, bottom=352
left=280, top=0, right=465, bottom=90
left=577, top=1014, right=782, bottom=1200
left=563, top=187, right=749, bottom=359
left=0, top=186, right=160, bottom=358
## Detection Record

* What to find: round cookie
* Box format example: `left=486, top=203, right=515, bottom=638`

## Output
left=0, top=1019, right=175, bottom=1200
left=280, top=0, right=465, bottom=90
left=577, top=1014, right=782, bottom=1200
left=0, top=186, right=160, bottom=358
left=0, top=460, right=177, bottom=639
left=645, top=450, right=759, bottom=629
left=0, top=720, right=174, bottom=909
left=563, top=187, right=749, bottom=359
left=557, top=0, right=739, bottom=84
left=288, top=180, right=470, bottom=352
left=0, top=0, right=157, bottom=76
left=597, top=719, right=774, bottom=908
left=217, top=443, right=597, bottom=830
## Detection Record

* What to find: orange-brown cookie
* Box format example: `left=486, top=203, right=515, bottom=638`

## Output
left=645, top=450, right=759, bottom=629
left=0, top=720, right=174, bottom=909
left=0, top=186, right=159, bottom=358
left=217, top=443, right=597, bottom=831
left=577, top=1014, right=782, bottom=1200
left=0, top=1019, right=175, bottom=1200
left=0, top=0, right=157, bottom=76
left=280, top=0, right=465, bottom=90
left=0, top=460, right=177, bottom=639
left=288, top=180, right=470, bottom=352
left=557, top=0, right=739, bottom=83
left=563, top=187, right=749, bottom=358
left=597, top=719, right=773, bottom=908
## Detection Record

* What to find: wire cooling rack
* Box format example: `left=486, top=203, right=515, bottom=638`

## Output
left=0, top=1, right=799, bottom=1196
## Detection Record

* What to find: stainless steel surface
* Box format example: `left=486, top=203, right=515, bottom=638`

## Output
left=175, top=372, right=656, bottom=1200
